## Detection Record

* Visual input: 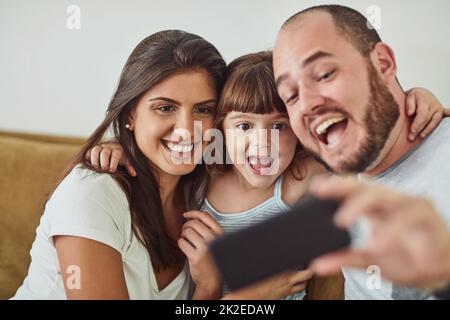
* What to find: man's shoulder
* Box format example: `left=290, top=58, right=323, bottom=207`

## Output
left=419, top=118, right=450, bottom=155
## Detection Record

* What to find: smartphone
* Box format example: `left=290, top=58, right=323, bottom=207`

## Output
left=209, top=196, right=351, bottom=290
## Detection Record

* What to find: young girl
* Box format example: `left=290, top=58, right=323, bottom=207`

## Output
left=89, top=51, right=447, bottom=299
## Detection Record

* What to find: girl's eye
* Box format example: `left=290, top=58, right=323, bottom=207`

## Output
left=156, top=105, right=176, bottom=113
left=318, top=69, right=336, bottom=82
left=237, top=123, right=252, bottom=131
left=272, top=122, right=288, bottom=131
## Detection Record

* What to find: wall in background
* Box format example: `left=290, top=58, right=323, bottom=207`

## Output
left=1, top=0, right=449, bottom=137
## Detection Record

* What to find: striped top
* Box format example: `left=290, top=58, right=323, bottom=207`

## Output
left=201, top=175, right=305, bottom=300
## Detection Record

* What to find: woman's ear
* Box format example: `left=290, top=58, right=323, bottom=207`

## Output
left=370, top=42, right=398, bottom=85
left=127, top=109, right=136, bottom=131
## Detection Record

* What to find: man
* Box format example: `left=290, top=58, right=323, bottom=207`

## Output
left=273, top=4, right=450, bottom=299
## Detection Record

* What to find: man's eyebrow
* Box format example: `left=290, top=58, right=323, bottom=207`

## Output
left=275, top=74, right=289, bottom=90
left=302, top=51, right=333, bottom=68
left=148, top=97, right=181, bottom=105
left=276, top=51, right=334, bottom=90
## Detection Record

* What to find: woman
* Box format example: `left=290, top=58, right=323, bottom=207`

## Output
left=13, top=30, right=226, bottom=299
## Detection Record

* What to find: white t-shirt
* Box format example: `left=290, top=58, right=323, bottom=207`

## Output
left=12, top=165, right=194, bottom=300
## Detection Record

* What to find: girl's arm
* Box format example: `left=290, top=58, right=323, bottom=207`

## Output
left=405, top=87, right=448, bottom=140
left=54, top=236, right=129, bottom=299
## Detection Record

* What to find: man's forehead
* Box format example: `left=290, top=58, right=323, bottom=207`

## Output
left=274, top=15, right=354, bottom=77
left=275, top=13, right=338, bottom=56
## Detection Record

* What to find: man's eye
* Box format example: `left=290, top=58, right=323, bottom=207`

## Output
left=285, top=94, right=298, bottom=106
left=237, top=123, right=252, bottom=131
left=318, top=70, right=336, bottom=81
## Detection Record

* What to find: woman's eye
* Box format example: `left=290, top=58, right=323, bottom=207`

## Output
left=237, top=123, right=252, bottom=131
left=272, top=123, right=287, bottom=131
left=318, top=69, right=336, bottom=81
left=157, top=105, right=175, bottom=113
left=195, top=106, right=213, bottom=115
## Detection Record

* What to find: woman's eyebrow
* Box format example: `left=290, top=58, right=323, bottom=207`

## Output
left=194, top=99, right=217, bottom=107
left=148, top=97, right=181, bottom=105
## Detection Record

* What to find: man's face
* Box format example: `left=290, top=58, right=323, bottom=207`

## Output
left=273, top=12, right=399, bottom=173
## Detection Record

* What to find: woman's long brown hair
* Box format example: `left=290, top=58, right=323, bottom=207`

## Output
left=53, top=30, right=226, bottom=271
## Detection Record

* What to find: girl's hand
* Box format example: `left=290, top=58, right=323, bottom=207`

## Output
left=405, top=88, right=447, bottom=141
left=223, top=268, right=313, bottom=300
left=178, top=210, right=224, bottom=300
left=85, top=142, right=136, bottom=176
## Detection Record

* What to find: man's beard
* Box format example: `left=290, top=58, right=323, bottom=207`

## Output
left=313, top=62, right=400, bottom=174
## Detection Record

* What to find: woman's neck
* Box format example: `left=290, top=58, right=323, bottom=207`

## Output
left=159, top=175, right=181, bottom=210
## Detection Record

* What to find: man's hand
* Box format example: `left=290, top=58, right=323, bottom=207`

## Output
left=309, top=175, right=450, bottom=292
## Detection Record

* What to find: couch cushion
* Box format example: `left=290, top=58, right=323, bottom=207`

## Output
left=0, top=134, right=83, bottom=299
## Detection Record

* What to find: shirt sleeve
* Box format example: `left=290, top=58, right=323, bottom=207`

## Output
left=44, top=166, right=129, bottom=254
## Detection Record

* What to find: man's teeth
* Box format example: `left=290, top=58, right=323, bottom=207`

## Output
left=166, top=142, right=193, bottom=153
left=315, top=116, right=346, bottom=136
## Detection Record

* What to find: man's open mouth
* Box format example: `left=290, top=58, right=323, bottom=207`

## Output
left=314, top=116, right=348, bottom=147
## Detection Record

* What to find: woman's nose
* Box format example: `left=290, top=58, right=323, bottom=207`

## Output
left=173, top=110, right=195, bottom=142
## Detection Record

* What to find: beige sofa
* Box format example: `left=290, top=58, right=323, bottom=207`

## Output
left=0, top=130, right=343, bottom=300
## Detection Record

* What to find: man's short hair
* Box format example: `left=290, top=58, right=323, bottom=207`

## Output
left=282, top=5, right=382, bottom=57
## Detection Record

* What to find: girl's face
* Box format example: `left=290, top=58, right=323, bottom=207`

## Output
left=130, top=70, right=217, bottom=177
left=223, top=111, right=299, bottom=189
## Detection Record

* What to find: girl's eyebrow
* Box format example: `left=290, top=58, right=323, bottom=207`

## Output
left=228, top=113, right=256, bottom=121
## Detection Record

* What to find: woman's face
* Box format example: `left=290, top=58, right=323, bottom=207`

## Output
left=223, top=111, right=298, bottom=189
left=130, top=70, right=217, bottom=177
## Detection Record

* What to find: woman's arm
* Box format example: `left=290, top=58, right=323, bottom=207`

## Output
left=54, top=235, right=129, bottom=299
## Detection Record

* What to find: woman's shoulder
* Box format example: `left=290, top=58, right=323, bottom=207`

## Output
left=58, top=164, right=127, bottom=202
left=47, top=164, right=130, bottom=224
left=43, top=164, right=131, bottom=253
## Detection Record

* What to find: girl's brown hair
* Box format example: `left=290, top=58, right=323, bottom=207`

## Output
left=53, top=30, right=226, bottom=271
left=211, top=51, right=309, bottom=179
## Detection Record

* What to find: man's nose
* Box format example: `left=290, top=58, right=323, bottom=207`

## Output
left=299, top=85, right=326, bottom=115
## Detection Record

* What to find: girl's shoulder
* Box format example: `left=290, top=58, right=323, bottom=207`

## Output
left=282, top=158, right=328, bottom=206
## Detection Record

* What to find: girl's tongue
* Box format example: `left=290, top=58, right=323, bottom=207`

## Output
left=249, top=156, right=272, bottom=170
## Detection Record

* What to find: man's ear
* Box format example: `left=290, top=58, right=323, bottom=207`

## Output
left=370, top=42, right=397, bottom=84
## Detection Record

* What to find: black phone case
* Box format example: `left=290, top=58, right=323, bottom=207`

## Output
left=209, top=196, right=351, bottom=290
